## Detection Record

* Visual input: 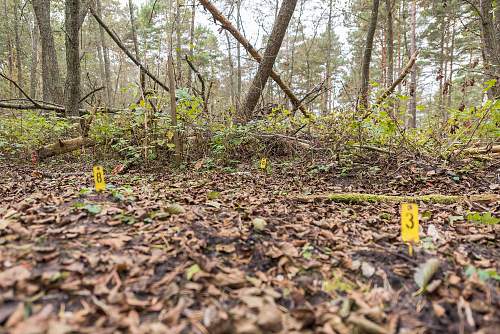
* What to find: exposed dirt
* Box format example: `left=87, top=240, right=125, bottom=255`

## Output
left=0, top=155, right=498, bottom=334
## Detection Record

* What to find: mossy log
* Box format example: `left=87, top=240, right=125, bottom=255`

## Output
left=34, top=137, right=95, bottom=161
left=293, top=192, right=499, bottom=204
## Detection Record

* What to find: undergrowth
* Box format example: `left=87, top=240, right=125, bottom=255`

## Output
left=0, top=91, right=498, bottom=165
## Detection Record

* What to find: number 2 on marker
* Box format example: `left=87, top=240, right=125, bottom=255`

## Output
left=93, top=166, right=106, bottom=192
left=401, top=203, right=419, bottom=243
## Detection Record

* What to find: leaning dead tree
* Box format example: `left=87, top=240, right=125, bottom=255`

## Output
left=199, top=0, right=310, bottom=118
left=376, top=51, right=418, bottom=105
left=242, top=0, right=298, bottom=121
left=89, top=4, right=170, bottom=92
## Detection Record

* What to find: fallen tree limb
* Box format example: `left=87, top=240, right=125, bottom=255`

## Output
left=292, top=192, right=499, bottom=204
left=0, top=101, right=65, bottom=112
left=376, top=51, right=418, bottom=105
left=199, top=0, right=310, bottom=118
left=353, top=144, right=391, bottom=154
left=89, top=4, right=170, bottom=92
left=34, top=137, right=95, bottom=161
left=462, top=145, right=500, bottom=155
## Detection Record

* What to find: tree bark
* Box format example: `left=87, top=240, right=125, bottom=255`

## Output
left=3, top=0, right=14, bottom=96
left=168, top=55, right=181, bottom=165
left=324, top=0, right=333, bottom=114
left=175, top=0, right=183, bottom=83
left=236, top=0, right=242, bottom=110
left=32, top=0, right=63, bottom=104
left=199, top=0, right=308, bottom=118
left=35, top=137, right=95, bottom=161
left=408, top=0, right=417, bottom=128
left=385, top=0, right=394, bottom=86
left=96, top=0, right=112, bottom=105
left=478, top=0, right=500, bottom=98
left=225, top=31, right=236, bottom=108
left=359, top=0, right=380, bottom=110
left=13, top=1, right=23, bottom=98
left=241, top=0, right=298, bottom=121
left=64, top=0, right=82, bottom=118
left=187, top=0, right=196, bottom=91
left=128, top=0, right=145, bottom=90
left=30, top=15, right=40, bottom=99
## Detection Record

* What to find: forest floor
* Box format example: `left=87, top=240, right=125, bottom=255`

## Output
left=0, top=154, right=499, bottom=334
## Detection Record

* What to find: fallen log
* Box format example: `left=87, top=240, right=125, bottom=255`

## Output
left=34, top=137, right=95, bottom=161
left=292, top=192, right=499, bottom=204
left=199, top=0, right=310, bottom=118
left=463, top=145, right=500, bottom=155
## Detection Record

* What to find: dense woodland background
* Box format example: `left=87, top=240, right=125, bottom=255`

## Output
left=0, top=0, right=498, bottom=163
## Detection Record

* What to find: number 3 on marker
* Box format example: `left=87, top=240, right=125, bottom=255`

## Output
left=93, top=166, right=106, bottom=192
left=401, top=203, right=419, bottom=243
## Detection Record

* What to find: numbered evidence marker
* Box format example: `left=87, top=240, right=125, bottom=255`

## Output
left=401, top=203, right=419, bottom=256
left=93, top=166, right=106, bottom=192
left=260, top=158, right=268, bottom=171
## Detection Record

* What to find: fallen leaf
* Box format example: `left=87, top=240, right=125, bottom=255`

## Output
left=165, top=203, right=185, bottom=214
left=361, top=261, right=375, bottom=278
left=0, top=265, right=31, bottom=288
left=252, top=218, right=267, bottom=232
left=414, top=258, right=441, bottom=292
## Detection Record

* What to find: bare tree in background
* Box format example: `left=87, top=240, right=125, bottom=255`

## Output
left=30, top=15, right=39, bottom=99
left=64, top=0, right=81, bottom=117
left=241, top=0, right=298, bottom=121
left=32, top=0, right=63, bottom=104
left=128, top=0, right=145, bottom=91
left=359, top=0, right=380, bottom=110
left=323, top=0, right=333, bottom=113
left=408, top=0, right=417, bottom=128
left=96, top=0, right=112, bottom=105
left=477, top=0, right=500, bottom=98
left=13, top=0, right=23, bottom=98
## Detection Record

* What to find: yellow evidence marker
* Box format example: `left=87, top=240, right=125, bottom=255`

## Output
left=260, top=158, right=268, bottom=170
left=401, top=203, right=419, bottom=256
left=93, top=166, right=106, bottom=192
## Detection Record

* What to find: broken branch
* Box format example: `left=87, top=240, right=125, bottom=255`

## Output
left=89, top=4, right=170, bottom=92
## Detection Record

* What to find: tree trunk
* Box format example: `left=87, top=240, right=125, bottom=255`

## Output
left=128, top=0, right=145, bottom=90
left=3, top=0, right=14, bottom=96
left=359, top=0, right=380, bottom=110
left=323, top=0, right=333, bottom=114
left=175, top=0, right=183, bottom=83
left=96, top=0, right=112, bottom=105
left=199, top=0, right=308, bottom=117
left=438, top=10, right=446, bottom=118
left=478, top=0, right=500, bottom=98
left=64, top=0, right=81, bottom=118
left=168, top=55, right=181, bottom=165
left=385, top=0, right=394, bottom=86
left=408, top=0, right=417, bottom=128
left=30, top=15, right=40, bottom=99
left=447, top=16, right=456, bottom=111
left=32, top=0, right=63, bottom=104
left=236, top=0, right=242, bottom=111
left=187, top=0, right=195, bottom=91
left=225, top=31, right=236, bottom=108
left=13, top=1, right=23, bottom=98
left=241, top=0, right=298, bottom=121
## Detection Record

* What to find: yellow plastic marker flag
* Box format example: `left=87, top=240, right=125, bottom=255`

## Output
left=401, top=203, right=419, bottom=256
left=93, top=166, right=106, bottom=192
left=260, top=158, right=268, bottom=170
